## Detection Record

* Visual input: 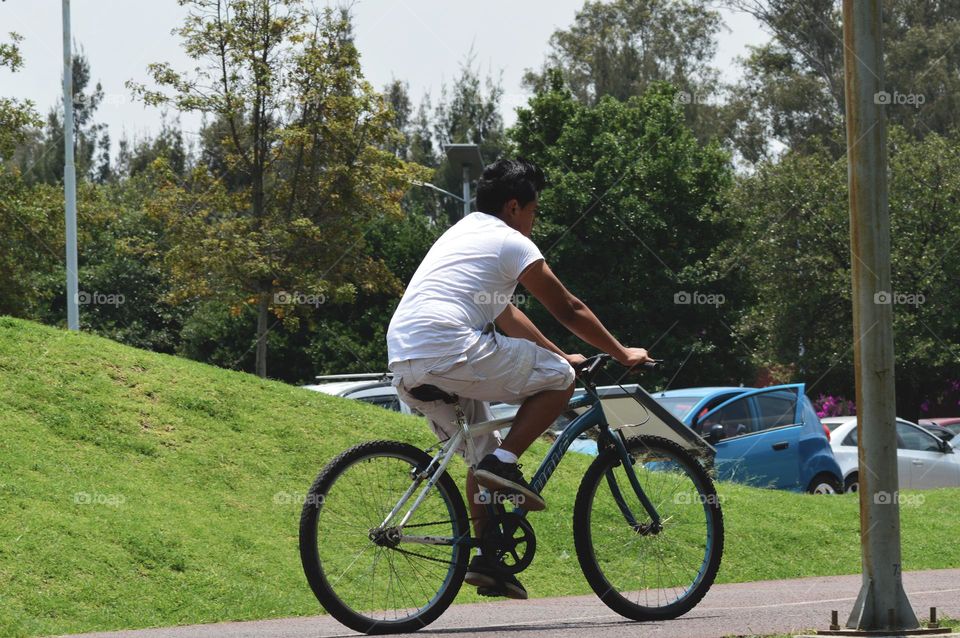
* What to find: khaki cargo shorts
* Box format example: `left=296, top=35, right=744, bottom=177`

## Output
left=390, top=325, right=576, bottom=465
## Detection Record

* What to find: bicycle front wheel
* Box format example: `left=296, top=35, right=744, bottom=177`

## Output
left=573, top=435, right=723, bottom=620
left=299, top=440, right=470, bottom=634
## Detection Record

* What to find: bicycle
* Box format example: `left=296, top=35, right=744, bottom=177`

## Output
left=299, top=354, right=724, bottom=634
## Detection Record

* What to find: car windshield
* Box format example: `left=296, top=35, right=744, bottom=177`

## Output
left=654, top=396, right=700, bottom=420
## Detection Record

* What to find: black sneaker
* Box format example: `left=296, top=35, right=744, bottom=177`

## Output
left=473, top=454, right=546, bottom=511
left=464, top=555, right=528, bottom=600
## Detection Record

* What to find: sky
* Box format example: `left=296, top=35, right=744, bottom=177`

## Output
left=0, top=0, right=770, bottom=156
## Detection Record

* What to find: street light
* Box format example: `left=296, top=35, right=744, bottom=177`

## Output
left=62, top=0, right=79, bottom=330
left=444, top=143, right=484, bottom=219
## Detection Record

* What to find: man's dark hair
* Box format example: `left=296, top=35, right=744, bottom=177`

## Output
left=475, top=158, right=546, bottom=215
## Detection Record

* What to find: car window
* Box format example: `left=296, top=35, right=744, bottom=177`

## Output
left=701, top=388, right=801, bottom=438
left=357, top=395, right=401, bottom=412
left=701, top=397, right=753, bottom=438
left=896, top=421, right=940, bottom=452
left=754, top=391, right=799, bottom=430
left=842, top=427, right=858, bottom=447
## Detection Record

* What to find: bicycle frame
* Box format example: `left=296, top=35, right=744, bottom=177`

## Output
left=384, top=380, right=664, bottom=547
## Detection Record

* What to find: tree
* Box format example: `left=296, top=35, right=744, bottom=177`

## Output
left=0, top=32, right=40, bottom=161
left=130, top=1, right=424, bottom=378
left=0, top=175, right=64, bottom=319
left=115, top=117, right=188, bottom=179
left=432, top=55, right=509, bottom=221
left=723, top=0, right=960, bottom=161
left=14, top=50, right=111, bottom=184
left=1, top=32, right=56, bottom=318
left=719, top=129, right=960, bottom=420
left=511, top=73, right=747, bottom=387
left=524, top=0, right=724, bottom=142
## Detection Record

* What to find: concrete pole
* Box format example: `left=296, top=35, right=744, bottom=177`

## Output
left=62, top=0, right=79, bottom=330
left=461, top=164, right=471, bottom=219
left=842, top=0, right=918, bottom=630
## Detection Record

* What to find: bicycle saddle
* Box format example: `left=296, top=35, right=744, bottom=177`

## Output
left=408, top=384, right=458, bottom=404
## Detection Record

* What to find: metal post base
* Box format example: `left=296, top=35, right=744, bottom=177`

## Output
left=794, top=606, right=952, bottom=637
left=846, top=577, right=920, bottom=631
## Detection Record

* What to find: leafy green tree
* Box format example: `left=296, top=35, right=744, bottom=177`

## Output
left=431, top=55, right=509, bottom=222
left=1, top=33, right=56, bottom=318
left=723, top=0, right=960, bottom=161
left=130, top=1, right=424, bottom=378
left=14, top=50, right=111, bottom=184
left=524, top=0, right=724, bottom=142
left=115, top=118, right=188, bottom=179
left=511, top=73, right=747, bottom=387
left=0, top=176, right=63, bottom=319
left=51, top=166, right=191, bottom=351
left=177, top=209, right=446, bottom=383
left=719, top=129, right=960, bottom=419
left=0, top=32, right=40, bottom=161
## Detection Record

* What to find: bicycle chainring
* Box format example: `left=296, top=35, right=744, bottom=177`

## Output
left=480, top=512, right=536, bottom=574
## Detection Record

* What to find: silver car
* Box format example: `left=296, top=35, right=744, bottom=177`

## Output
left=302, top=373, right=414, bottom=414
left=824, top=416, right=960, bottom=491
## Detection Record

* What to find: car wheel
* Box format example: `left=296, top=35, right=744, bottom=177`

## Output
left=807, top=472, right=842, bottom=495
left=843, top=473, right=859, bottom=493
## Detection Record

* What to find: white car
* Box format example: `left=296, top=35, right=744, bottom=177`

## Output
left=823, top=416, right=960, bottom=491
left=302, top=373, right=415, bottom=414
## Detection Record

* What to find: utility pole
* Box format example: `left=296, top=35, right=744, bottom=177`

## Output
left=842, top=0, right=918, bottom=631
left=62, top=0, right=79, bottom=330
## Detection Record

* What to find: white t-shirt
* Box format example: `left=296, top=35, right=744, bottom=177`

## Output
left=387, top=212, right=544, bottom=365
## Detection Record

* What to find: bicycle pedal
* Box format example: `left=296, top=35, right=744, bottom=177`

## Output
left=476, top=585, right=506, bottom=598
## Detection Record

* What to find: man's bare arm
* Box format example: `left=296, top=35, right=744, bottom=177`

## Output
left=518, top=259, right=650, bottom=367
left=495, top=303, right=565, bottom=356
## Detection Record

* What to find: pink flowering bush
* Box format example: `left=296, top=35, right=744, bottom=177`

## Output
left=814, top=394, right=856, bottom=418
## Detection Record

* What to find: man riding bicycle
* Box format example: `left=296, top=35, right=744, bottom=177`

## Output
left=387, top=158, right=651, bottom=600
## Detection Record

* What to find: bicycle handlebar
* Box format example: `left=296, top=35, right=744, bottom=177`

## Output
left=574, top=353, right=661, bottom=384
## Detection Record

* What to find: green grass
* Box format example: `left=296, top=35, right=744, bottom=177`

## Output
left=1, top=316, right=959, bottom=637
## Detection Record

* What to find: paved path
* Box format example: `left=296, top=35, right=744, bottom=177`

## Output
left=61, top=569, right=960, bottom=638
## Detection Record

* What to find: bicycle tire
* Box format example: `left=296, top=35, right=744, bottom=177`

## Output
left=573, top=435, right=723, bottom=620
left=299, top=440, right=470, bottom=634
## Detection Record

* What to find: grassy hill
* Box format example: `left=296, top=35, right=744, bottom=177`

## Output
left=1, top=316, right=958, bottom=638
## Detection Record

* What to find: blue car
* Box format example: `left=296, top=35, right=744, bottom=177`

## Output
left=651, top=384, right=843, bottom=494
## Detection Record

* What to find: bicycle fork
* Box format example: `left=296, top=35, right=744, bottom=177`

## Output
left=601, top=428, right=664, bottom=535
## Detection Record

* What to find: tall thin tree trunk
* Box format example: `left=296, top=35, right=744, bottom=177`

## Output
left=256, top=285, right=268, bottom=378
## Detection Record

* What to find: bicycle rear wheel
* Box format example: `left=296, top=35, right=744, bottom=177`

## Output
left=573, top=435, right=723, bottom=620
left=299, top=440, right=470, bottom=634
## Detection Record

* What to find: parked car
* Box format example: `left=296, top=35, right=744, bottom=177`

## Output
left=824, top=416, right=960, bottom=491
left=919, top=417, right=960, bottom=437
left=651, top=384, right=844, bottom=494
left=302, top=373, right=414, bottom=414
left=918, top=422, right=957, bottom=443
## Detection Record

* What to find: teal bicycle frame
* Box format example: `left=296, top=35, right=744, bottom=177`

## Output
left=520, top=385, right=663, bottom=532
left=382, top=366, right=704, bottom=548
